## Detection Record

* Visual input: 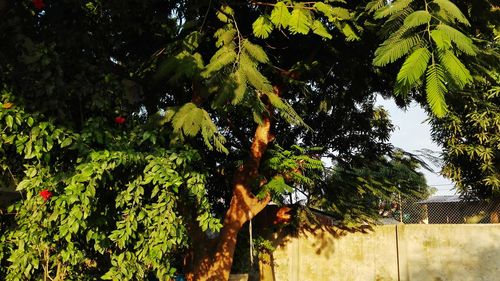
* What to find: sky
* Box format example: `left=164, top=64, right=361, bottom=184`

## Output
left=375, top=96, right=456, bottom=196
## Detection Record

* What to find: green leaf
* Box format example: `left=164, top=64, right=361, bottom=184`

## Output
left=288, top=6, right=312, bottom=35
left=341, top=23, right=360, bottom=41
left=232, top=69, right=247, bottom=105
left=216, top=5, right=234, bottom=23
left=403, top=10, right=431, bottom=28
left=430, top=29, right=452, bottom=50
left=333, top=7, right=352, bottom=20
left=252, top=16, right=274, bottom=39
left=16, top=180, right=30, bottom=191
left=242, top=40, right=269, bottom=64
left=215, top=28, right=236, bottom=48
left=374, top=35, right=422, bottom=66
left=265, top=92, right=308, bottom=128
left=436, top=24, right=476, bottom=55
left=426, top=62, right=448, bottom=117
left=312, top=20, right=332, bottom=39
left=314, top=2, right=351, bottom=21
left=183, top=31, right=201, bottom=51
left=60, top=137, right=73, bottom=148
left=240, top=54, right=273, bottom=94
left=270, top=2, right=291, bottom=28
left=171, top=103, right=204, bottom=137
left=432, top=0, right=470, bottom=26
left=396, top=47, right=431, bottom=95
left=374, top=0, right=413, bottom=19
left=366, top=0, right=386, bottom=13
left=5, top=115, right=13, bottom=128
left=313, top=3, right=332, bottom=21
left=438, top=49, right=473, bottom=88
left=202, top=46, right=237, bottom=77
left=27, top=117, right=34, bottom=127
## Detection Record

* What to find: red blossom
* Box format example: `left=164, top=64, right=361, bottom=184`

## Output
left=114, top=116, right=126, bottom=124
left=32, top=0, right=45, bottom=10
left=39, top=189, right=53, bottom=202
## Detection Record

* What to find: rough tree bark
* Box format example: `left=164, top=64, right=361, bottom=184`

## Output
left=185, top=93, right=277, bottom=280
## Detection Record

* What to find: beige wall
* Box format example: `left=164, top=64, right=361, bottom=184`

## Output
left=267, top=224, right=500, bottom=281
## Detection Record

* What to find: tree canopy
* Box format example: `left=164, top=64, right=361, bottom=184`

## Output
left=0, top=0, right=496, bottom=280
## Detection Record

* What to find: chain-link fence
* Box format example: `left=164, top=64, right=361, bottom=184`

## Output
left=379, top=195, right=500, bottom=224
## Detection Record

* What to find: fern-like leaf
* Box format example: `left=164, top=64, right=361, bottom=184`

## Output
left=288, top=5, right=312, bottom=35
left=396, top=47, right=431, bottom=95
left=378, top=7, right=414, bottom=38
left=265, top=92, right=309, bottom=128
left=403, top=10, right=431, bottom=28
left=232, top=69, right=247, bottom=105
left=171, top=103, right=204, bottom=137
left=216, top=5, right=234, bottom=23
left=342, top=23, right=360, bottom=41
left=426, top=63, right=448, bottom=117
left=312, top=20, right=333, bottom=39
left=438, top=49, right=473, bottom=88
left=270, top=2, right=291, bottom=28
left=436, top=24, right=476, bottom=55
left=374, top=35, right=422, bottom=66
left=202, top=46, right=237, bottom=77
left=366, top=0, right=386, bottom=13
left=374, top=0, right=413, bottom=19
left=331, top=7, right=352, bottom=20
left=200, top=109, right=228, bottom=154
left=314, top=2, right=334, bottom=19
left=430, top=29, right=452, bottom=50
left=215, top=27, right=236, bottom=48
left=253, top=16, right=274, bottom=39
left=432, top=0, right=470, bottom=26
left=314, top=3, right=351, bottom=21
left=240, top=54, right=273, bottom=94
left=169, top=103, right=228, bottom=154
left=242, top=40, right=269, bottom=64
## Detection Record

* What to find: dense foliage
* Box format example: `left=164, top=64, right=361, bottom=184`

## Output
left=428, top=1, right=500, bottom=199
left=0, top=0, right=494, bottom=280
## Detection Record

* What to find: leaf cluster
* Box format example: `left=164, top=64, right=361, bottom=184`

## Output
left=370, top=0, right=477, bottom=117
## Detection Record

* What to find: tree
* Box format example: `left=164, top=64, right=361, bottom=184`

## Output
left=308, top=148, right=434, bottom=224
left=427, top=0, right=500, bottom=199
left=0, top=0, right=486, bottom=280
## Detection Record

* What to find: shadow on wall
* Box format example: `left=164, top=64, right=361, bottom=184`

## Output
left=253, top=205, right=375, bottom=281
left=259, top=223, right=500, bottom=281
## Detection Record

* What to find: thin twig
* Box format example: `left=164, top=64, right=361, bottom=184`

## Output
left=200, top=0, right=213, bottom=32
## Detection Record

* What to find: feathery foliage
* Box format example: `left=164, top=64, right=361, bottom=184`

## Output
left=396, top=47, right=431, bottom=95
left=438, top=49, right=473, bottom=88
left=403, top=10, right=432, bottom=28
left=374, top=0, right=414, bottom=19
left=370, top=0, right=477, bottom=117
left=252, top=15, right=274, bottom=39
left=425, top=63, right=448, bottom=117
left=270, top=1, right=291, bottom=28
left=289, top=5, right=313, bottom=35
left=436, top=24, right=477, bottom=55
left=432, top=0, right=470, bottom=26
left=373, top=35, right=422, bottom=66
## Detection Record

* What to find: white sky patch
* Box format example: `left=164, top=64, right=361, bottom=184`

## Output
left=375, top=96, right=456, bottom=196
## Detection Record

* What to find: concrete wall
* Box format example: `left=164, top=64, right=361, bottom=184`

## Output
left=267, top=224, right=500, bottom=281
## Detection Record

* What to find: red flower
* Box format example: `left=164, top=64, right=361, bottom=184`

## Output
left=32, top=0, right=45, bottom=10
left=114, top=116, right=126, bottom=124
left=39, top=189, right=53, bottom=202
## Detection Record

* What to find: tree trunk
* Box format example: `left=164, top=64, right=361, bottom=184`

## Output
left=187, top=114, right=273, bottom=281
